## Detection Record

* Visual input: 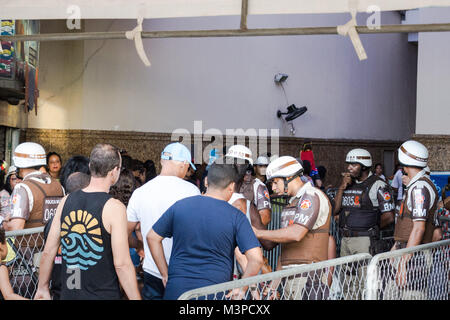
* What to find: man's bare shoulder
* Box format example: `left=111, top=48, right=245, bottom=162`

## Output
left=102, top=198, right=127, bottom=233
left=104, top=197, right=126, bottom=212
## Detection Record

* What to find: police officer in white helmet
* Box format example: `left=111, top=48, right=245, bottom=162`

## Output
left=225, top=145, right=272, bottom=226
left=384, top=141, right=439, bottom=295
left=334, top=149, right=395, bottom=247
left=393, top=141, right=438, bottom=249
left=252, top=156, right=332, bottom=300
left=333, top=148, right=395, bottom=298
left=254, top=156, right=269, bottom=184
left=3, top=142, right=64, bottom=231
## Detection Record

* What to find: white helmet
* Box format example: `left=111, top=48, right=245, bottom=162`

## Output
left=255, top=156, right=269, bottom=166
left=346, top=148, right=372, bottom=168
left=5, top=165, right=17, bottom=183
left=225, top=145, right=253, bottom=165
left=266, top=156, right=303, bottom=181
left=398, top=140, right=428, bottom=168
left=7, top=165, right=17, bottom=175
left=13, top=142, right=47, bottom=168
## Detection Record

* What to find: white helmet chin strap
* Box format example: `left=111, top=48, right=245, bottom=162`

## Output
left=282, top=169, right=303, bottom=194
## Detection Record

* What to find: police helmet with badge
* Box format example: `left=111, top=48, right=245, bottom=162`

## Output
left=266, top=156, right=303, bottom=196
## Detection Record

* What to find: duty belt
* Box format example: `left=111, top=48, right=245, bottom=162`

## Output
left=341, top=229, right=370, bottom=237
left=341, top=227, right=378, bottom=238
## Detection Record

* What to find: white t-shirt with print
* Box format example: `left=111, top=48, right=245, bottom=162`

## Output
left=127, top=175, right=200, bottom=279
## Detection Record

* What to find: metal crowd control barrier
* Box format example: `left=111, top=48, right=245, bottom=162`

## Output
left=178, top=253, right=372, bottom=300
left=366, top=239, right=450, bottom=300
left=4, top=226, right=45, bottom=299
left=264, top=196, right=287, bottom=271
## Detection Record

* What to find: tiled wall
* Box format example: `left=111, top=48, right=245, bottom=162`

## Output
left=413, top=134, right=450, bottom=172
left=0, top=126, right=5, bottom=162
left=22, top=128, right=431, bottom=188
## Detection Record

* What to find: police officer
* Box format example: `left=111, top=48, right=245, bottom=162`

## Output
left=334, top=149, right=395, bottom=256
left=225, top=145, right=272, bottom=226
left=393, top=140, right=438, bottom=249
left=253, top=156, right=332, bottom=300
left=332, top=149, right=395, bottom=299
left=3, top=142, right=64, bottom=231
left=385, top=141, right=439, bottom=297
left=254, top=155, right=269, bottom=184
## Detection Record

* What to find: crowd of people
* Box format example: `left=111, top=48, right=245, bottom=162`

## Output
left=0, top=139, right=448, bottom=300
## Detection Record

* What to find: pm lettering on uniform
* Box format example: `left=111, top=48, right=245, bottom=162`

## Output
left=413, top=208, right=427, bottom=217
left=294, top=213, right=310, bottom=225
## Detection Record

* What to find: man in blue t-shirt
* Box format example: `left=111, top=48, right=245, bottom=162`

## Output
left=148, top=163, right=263, bottom=300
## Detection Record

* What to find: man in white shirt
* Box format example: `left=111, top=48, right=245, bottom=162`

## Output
left=391, top=166, right=404, bottom=201
left=391, top=165, right=404, bottom=220
left=127, top=143, right=200, bottom=300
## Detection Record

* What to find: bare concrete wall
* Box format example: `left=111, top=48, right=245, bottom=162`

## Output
left=79, top=13, right=417, bottom=140
left=416, top=8, right=450, bottom=135
left=29, top=13, right=417, bottom=142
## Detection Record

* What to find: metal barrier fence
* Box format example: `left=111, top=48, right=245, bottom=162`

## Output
left=4, top=226, right=45, bottom=299
left=178, top=253, right=373, bottom=300
left=3, top=226, right=448, bottom=301
left=179, top=240, right=450, bottom=300
left=265, top=196, right=341, bottom=267
left=366, top=239, right=450, bottom=300
left=264, top=197, right=286, bottom=271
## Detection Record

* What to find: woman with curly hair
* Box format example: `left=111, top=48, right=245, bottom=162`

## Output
left=109, top=168, right=136, bottom=207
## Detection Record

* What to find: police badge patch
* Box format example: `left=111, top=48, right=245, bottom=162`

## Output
left=12, top=193, right=20, bottom=205
left=300, top=199, right=312, bottom=210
